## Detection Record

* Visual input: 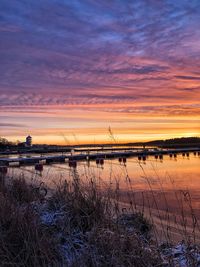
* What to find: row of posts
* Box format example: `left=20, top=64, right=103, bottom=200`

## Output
left=1, top=151, right=200, bottom=174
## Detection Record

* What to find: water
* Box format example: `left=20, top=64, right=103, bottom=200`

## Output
left=5, top=152, right=200, bottom=242
left=7, top=153, right=199, bottom=211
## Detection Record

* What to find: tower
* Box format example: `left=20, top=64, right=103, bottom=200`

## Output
left=26, top=135, right=32, bottom=147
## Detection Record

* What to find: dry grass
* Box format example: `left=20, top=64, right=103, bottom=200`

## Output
left=45, top=175, right=163, bottom=266
left=1, top=168, right=200, bottom=266
left=0, top=196, right=60, bottom=266
left=0, top=176, right=59, bottom=267
left=76, top=226, right=162, bottom=267
left=0, top=172, right=165, bottom=266
left=47, top=177, right=112, bottom=233
left=0, top=175, right=47, bottom=204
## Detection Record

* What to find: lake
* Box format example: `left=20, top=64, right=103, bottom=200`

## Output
left=6, top=152, right=200, bottom=242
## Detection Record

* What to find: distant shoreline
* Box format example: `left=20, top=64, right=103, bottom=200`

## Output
left=1, top=136, right=200, bottom=151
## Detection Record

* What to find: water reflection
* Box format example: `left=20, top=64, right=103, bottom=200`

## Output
left=4, top=152, right=200, bottom=243
left=8, top=153, right=200, bottom=214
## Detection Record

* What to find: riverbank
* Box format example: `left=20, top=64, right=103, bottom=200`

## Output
left=1, top=173, right=200, bottom=266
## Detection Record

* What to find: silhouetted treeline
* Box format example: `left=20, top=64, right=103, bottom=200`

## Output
left=140, top=137, right=200, bottom=148
left=120, top=137, right=200, bottom=148
left=0, top=138, right=21, bottom=152
left=0, top=137, right=13, bottom=149
left=1, top=136, right=200, bottom=152
left=145, top=137, right=200, bottom=145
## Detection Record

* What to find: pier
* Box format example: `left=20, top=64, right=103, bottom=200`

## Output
left=0, top=147, right=199, bottom=167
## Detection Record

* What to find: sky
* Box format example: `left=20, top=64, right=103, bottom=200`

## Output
left=0, top=0, right=200, bottom=145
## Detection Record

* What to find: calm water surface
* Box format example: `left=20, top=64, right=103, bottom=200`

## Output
left=8, top=153, right=200, bottom=218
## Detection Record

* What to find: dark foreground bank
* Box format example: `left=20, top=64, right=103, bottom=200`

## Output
left=0, top=173, right=200, bottom=267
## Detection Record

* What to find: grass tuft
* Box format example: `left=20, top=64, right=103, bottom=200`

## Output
left=0, top=193, right=59, bottom=267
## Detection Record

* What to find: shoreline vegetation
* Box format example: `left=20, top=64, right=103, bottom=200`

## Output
left=1, top=135, right=200, bottom=266
left=1, top=137, right=200, bottom=152
left=1, top=170, right=200, bottom=266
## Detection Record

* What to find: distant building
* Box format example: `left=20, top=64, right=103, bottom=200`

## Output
left=26, top=135, right=32, bottom=147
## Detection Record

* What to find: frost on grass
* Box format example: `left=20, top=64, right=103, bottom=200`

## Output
left=161, top=242, right=200, bottom=267
left=1, top=176, right=200, bottom=266
left=37, top=179, right=162, bottom=267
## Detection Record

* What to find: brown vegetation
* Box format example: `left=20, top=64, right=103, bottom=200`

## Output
left=0, top=177, right=59, bottom=266
left=0, top=170, right=200, bottom=266
left=0, top=173, right=164, bottom=267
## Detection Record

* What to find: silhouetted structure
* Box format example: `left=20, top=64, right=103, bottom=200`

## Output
left=26, top=135, right=32, bottom=147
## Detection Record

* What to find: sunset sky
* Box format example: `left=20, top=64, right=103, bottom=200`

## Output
left=0, top=0, right=200, bottom=145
